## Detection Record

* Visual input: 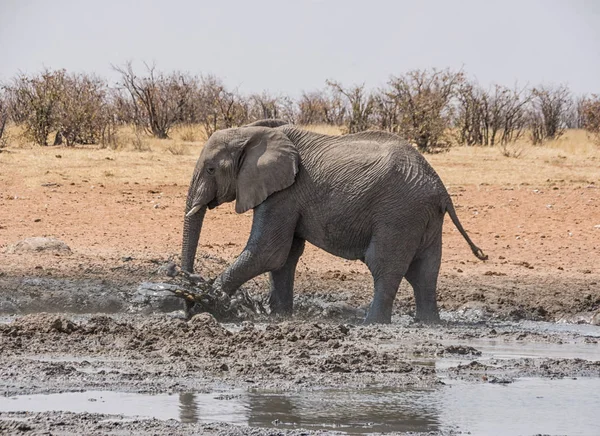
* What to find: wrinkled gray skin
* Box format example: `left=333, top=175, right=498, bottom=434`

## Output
left=182, top=119, right=487, bottom=323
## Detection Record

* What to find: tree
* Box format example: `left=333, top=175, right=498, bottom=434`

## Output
left=192, top=75, right=249, bottom=138
left=528, top=85, right=572, bottom=144
left=326, top=81, right=373, bottom=133
left=385, top=68, right=464, bottom=152
left=455, top=81, right=531, bottom=146
left=581, top=94, right=600, bottom=144
left=297, top=90, right=346, bottom=125
left=0, top=90, right=8, bottom=148
left=6, top=69, right=66, bottom=145
left=114, top=62, right=196, bottom=138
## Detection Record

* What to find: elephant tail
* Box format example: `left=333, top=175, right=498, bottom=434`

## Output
left=445, top=200, right=488, bottom=261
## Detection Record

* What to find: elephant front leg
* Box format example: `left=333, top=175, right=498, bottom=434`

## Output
left=268, top=237, right=305, bottom=315
left=212, top=202, right=298, bottom=298
left=212, top=247, right=288, bottom=296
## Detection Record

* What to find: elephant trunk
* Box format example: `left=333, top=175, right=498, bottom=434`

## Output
left=181, top=204, right=206, bottom=273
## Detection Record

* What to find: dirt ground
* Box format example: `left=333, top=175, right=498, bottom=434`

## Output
left=1, top=140, right=599, bottom=322
left=0, top=136, right=599, bottom=434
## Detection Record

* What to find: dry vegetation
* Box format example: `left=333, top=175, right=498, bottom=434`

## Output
left=1, top=65, right=599, bottom=154
left=2, top=122, right=598, bottom=190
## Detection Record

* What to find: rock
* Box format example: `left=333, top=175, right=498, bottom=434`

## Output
left=157, top=261, right=177, bottom=277
left=131, top=282, right=182, bottom=313
left=592, top=312, right=600, bottom=326
left=7, top=237, right=71, bottom=254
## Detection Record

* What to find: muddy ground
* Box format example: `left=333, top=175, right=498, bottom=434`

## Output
left=0, top=312, right=599, bottom=435
left=1, top=145, right=599, bottom=434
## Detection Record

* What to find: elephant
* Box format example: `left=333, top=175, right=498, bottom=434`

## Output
left=181, top=119, right=487, bottom=324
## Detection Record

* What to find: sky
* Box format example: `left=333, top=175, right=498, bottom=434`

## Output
left=1, top=0, right=599, bottom=96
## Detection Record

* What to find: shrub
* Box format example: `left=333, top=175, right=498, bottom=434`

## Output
left=6, top=69, right=66, bottom=145
left=528, top=85, right=572, bottom=144
left=114, top=62, right=197, bottom=139
left=384, top=68, right=464, bottom=152
left=581, top=95, right=600, bottom=144
left=0, top=91, right=8, bottom=148
left=455, top=82, right=530, bottom=146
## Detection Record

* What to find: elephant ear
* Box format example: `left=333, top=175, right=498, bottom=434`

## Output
left=235, top=129, right=299, bottom=214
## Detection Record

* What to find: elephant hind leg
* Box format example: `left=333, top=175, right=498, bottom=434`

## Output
left=268, top=237, right=305, bottom=315
left=405, top=239, right=442, bottom=323
left=364, top=273, right=405, bottom=324
left=363, top=237, right=415, bottom=324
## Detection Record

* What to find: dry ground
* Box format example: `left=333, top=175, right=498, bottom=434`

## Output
left=1, top=126, right=599, bottom=321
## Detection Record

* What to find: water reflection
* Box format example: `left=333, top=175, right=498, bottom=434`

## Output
left=246, top=388, right=440, bottom=433
left=2, top=379, right=600, bottom=434
left=178, top=392, right=198, bottom=423
left=177, top=388, right=440, bottom=433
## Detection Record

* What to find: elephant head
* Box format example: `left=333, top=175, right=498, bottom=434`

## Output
left=181, top=121, right=299, bottom=273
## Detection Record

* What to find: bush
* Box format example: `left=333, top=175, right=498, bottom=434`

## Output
left=5, top=70, right=111, bottom=146
left=326, top=81, right=373, bottom=133
left=297, top=90, right=346, bottom=126
left=114, top=62, right=197, bottom=139
left=0, top=91, right=8, bottom=148
left=528, top=85, right=572, bottom=144
left=57, top=73, right=110, bottom=146
left=581, top=95, right=600, bottom=144
left=384, top=69, right=464, bottom=152
left=456, top=82, right=530, bottom=146
left=6, top=69, right=66, bottom=145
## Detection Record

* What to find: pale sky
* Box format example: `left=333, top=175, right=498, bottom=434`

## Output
left=1, top=0, right=599, bottom=96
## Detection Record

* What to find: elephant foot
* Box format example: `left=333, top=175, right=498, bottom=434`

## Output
left=184, top=300, right=203, bottom=320
left=414, top=310, right=441, bottom=324
left=363, top=312, right=392, bottom=325
left=268, top=299, right=293, bottom=317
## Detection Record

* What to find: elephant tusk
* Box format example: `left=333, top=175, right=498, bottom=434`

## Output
left=186, top=205, right=202, bottom=217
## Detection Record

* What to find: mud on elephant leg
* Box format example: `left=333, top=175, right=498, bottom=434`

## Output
left=268, top=237, right=305, bottom=315
left=405, top=242, right=442, bottom=323
left=364, top=274, right=404, bottom=324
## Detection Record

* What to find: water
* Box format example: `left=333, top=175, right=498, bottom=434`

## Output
left=1, top=378, right=600, bottom=435
left=2, top=319, right=599, bottom=434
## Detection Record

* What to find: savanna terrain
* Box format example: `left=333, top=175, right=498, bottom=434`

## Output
left=1, top=125, right=599, bottom=322
left=0, top=125, right=599, bottom=435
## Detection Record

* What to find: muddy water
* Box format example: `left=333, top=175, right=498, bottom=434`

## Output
left=1, top=312, right=600, bottom=435
left=2, top=335, right=600, bottom=435
left=1, top=378, right=599, bottom=435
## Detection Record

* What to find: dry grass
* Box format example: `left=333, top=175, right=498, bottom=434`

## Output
left=301, top=124, right=344, bottom=136
left=428, top=132, right=599, bottom=186
left=1, top=124, right=597, bottom=191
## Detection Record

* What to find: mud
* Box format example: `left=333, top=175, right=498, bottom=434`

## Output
left=1, top=311, right=599, bottom=435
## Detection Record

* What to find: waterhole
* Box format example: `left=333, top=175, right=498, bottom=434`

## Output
left=1, top=378, right=599, bottom=435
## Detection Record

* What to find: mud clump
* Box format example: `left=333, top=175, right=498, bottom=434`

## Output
left=318, top=350, right=413, bottom=374
left=188, top=312, right=230, bottom=338
left=0, top=420, right=33, bottom=433
left=9, top=313, right=78, bottom=334
left=442, top=345, right=482, bottom=356
left=7, top=237, right=72, bottom=254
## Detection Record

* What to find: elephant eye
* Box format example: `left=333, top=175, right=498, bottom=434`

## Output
left=206, top=167, right=215, bottom=175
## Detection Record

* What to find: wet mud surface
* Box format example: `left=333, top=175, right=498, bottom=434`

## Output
left=1, top=311, right=599, bottom=435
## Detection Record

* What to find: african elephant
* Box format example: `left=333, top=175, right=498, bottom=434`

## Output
left=182, top=120, right=487, bottom=323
